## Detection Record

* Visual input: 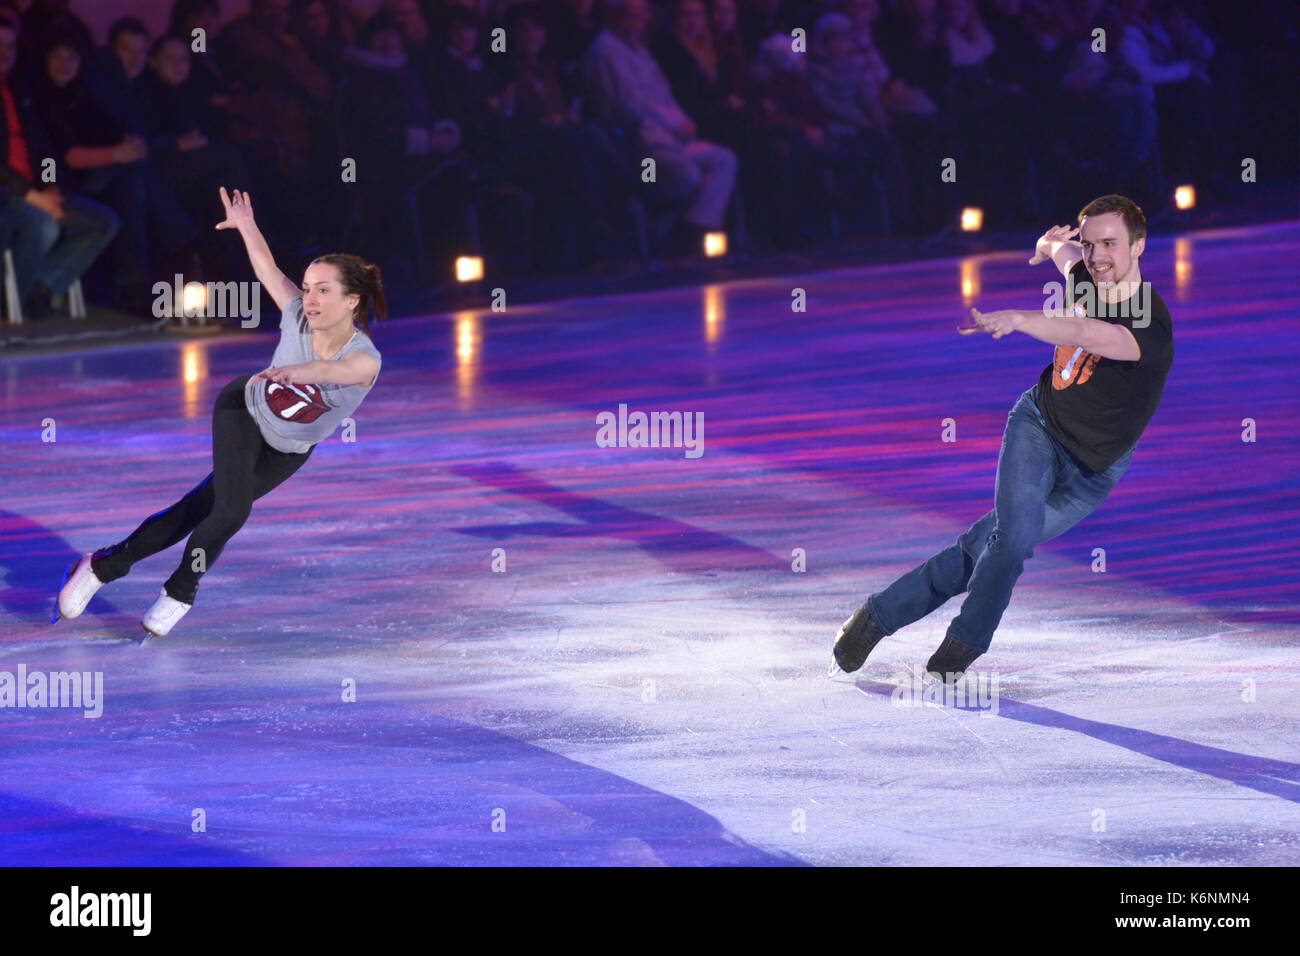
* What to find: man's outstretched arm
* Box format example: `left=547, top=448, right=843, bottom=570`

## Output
left=967, top=307, right=1141, bottom=361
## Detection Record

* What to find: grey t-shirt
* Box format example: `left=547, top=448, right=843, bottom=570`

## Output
left=245, top=295, right=382, bottom=453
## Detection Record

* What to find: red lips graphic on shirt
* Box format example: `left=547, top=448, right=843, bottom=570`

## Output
left=265, top=381, right=330, bottom=422
left=1051, top=344, right=1100, bottom=390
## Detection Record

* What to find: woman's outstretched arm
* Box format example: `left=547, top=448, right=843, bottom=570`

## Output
left=214, top=187, right=299, bottom=312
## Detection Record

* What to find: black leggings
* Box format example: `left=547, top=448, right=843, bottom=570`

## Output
left=91, top=374, right=314, bottom=603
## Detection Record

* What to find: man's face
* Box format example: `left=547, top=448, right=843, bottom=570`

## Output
left=1079, top=212, right=1144, bottom=287
left=618, top=0, right=650, bottom=42
left=367, top=27, right=402, bottom=58
left=150, top=38, right=190, bottom=86
left=675, top=0, right=706, bottom=40
left=392, top=0, right=429, bottom=44
left=301, top=1, right=330, bottom=40
left=518, top=19, right=545, bottom=57
left=113, top=31, right=149, bottom=79
left=712, top=0, right=737, bottom=33
left=449, top=23, right=477, bottom=54
left=254, top=0, right=291, bottom=34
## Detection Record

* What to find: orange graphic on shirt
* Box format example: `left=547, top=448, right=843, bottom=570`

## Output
left=1051, top=345, right=1100, bottom=390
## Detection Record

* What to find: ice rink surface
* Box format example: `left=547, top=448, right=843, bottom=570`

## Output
left=2, top=222, right=1297, bottom=865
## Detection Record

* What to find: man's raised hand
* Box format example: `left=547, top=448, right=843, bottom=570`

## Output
left=1029, top=224, right=1079, bottom=265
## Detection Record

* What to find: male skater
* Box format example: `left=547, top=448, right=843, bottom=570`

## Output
left=833, top=194, right=1174, bottom=681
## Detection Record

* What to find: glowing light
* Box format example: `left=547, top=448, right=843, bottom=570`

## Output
left=1174, top=185, right=1196, bottom=210
left=703, top=232, right=728, bottom=257
left=456, top=315, right=477, bottom=363
left=182, top=281, right=206, bottom=316
left=180, top=343, right=208, bottom=418
left=1174, top=237, right=1192, bottom=298
left=703, top=284, right=725, bottom=345
left=455, top=256, right=484, bottom=282
left=960, top=258, right=980, bottom=305
left=960, top=207, right=983, bottom=232
left=455, top=312, right=480, bottom=408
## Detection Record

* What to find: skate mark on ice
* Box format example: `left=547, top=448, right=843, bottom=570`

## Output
left=853, top=681, right=1300, bottom=803
left=450, top=462, right=775, bottom=572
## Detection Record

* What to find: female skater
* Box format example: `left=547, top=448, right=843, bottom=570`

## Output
left=56, top=187, right=384, bottom=638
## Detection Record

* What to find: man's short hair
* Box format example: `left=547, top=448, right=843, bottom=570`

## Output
left=108, top=17, right=151, bottom=46
left=1078, top=194, right=1147, bottom=244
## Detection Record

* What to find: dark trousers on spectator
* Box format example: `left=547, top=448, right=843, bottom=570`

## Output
left=0, top=192, right=119, bottom=301
left=74, top=160, right=197, bottom=303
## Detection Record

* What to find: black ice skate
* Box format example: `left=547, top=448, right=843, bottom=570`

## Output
left=925, top=636, right=983, bottom=683
left=830, top=602, right=886, bottom=676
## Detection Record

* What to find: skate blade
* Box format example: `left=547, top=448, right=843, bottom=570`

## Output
left=827, top=657, right=858, bottom=681
left=50, top=559, right=77, bottom=624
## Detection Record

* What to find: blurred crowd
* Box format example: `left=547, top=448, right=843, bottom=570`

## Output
left=0, top=0, right=1293, bottom=318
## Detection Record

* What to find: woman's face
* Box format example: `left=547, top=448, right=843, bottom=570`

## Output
left=150, top=38, right=191, bottom=86
left=45, top=43, right=79, bottom=87
left=675, top=0, right=707, bottom=42
left=301, top=263, right=359, bottom=331
left=710, top=0, right=736, bottom=35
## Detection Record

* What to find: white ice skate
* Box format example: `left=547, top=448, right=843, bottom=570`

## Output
left=55, top=553, right=105, bottom=622
left=142, top=589, right=192, bottom=638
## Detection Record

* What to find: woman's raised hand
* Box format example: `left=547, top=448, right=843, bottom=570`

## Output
left=215, top=187, right=255, bottom=230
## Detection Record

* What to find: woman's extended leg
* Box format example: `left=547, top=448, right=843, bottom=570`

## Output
left=90, top=375, right=309, bottom=596
left=89, top=475, right=217, bottom=584
left=88, top=375, right=254, bottom=583
left=161, top=380, right=311, bottom=604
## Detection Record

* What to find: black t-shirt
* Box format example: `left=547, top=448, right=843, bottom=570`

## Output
left=1035, top=260, right=1174, bottom=473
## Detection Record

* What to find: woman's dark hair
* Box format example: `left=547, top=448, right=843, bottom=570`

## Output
left=306, top=253, right=386, bottom=336
left=41, top=27, right=92, bottom=64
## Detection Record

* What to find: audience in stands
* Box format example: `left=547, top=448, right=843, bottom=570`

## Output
left=586, top=0, right=738, bottom=245
left=0, top=10, right=118, bottom=319
left=0, top=0, right=1282, bottom=317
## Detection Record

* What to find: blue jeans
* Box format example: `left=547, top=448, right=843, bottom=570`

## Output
left=866, top=385, right=1134, bottom=652
left=1, top=193, right=119, bottom=300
